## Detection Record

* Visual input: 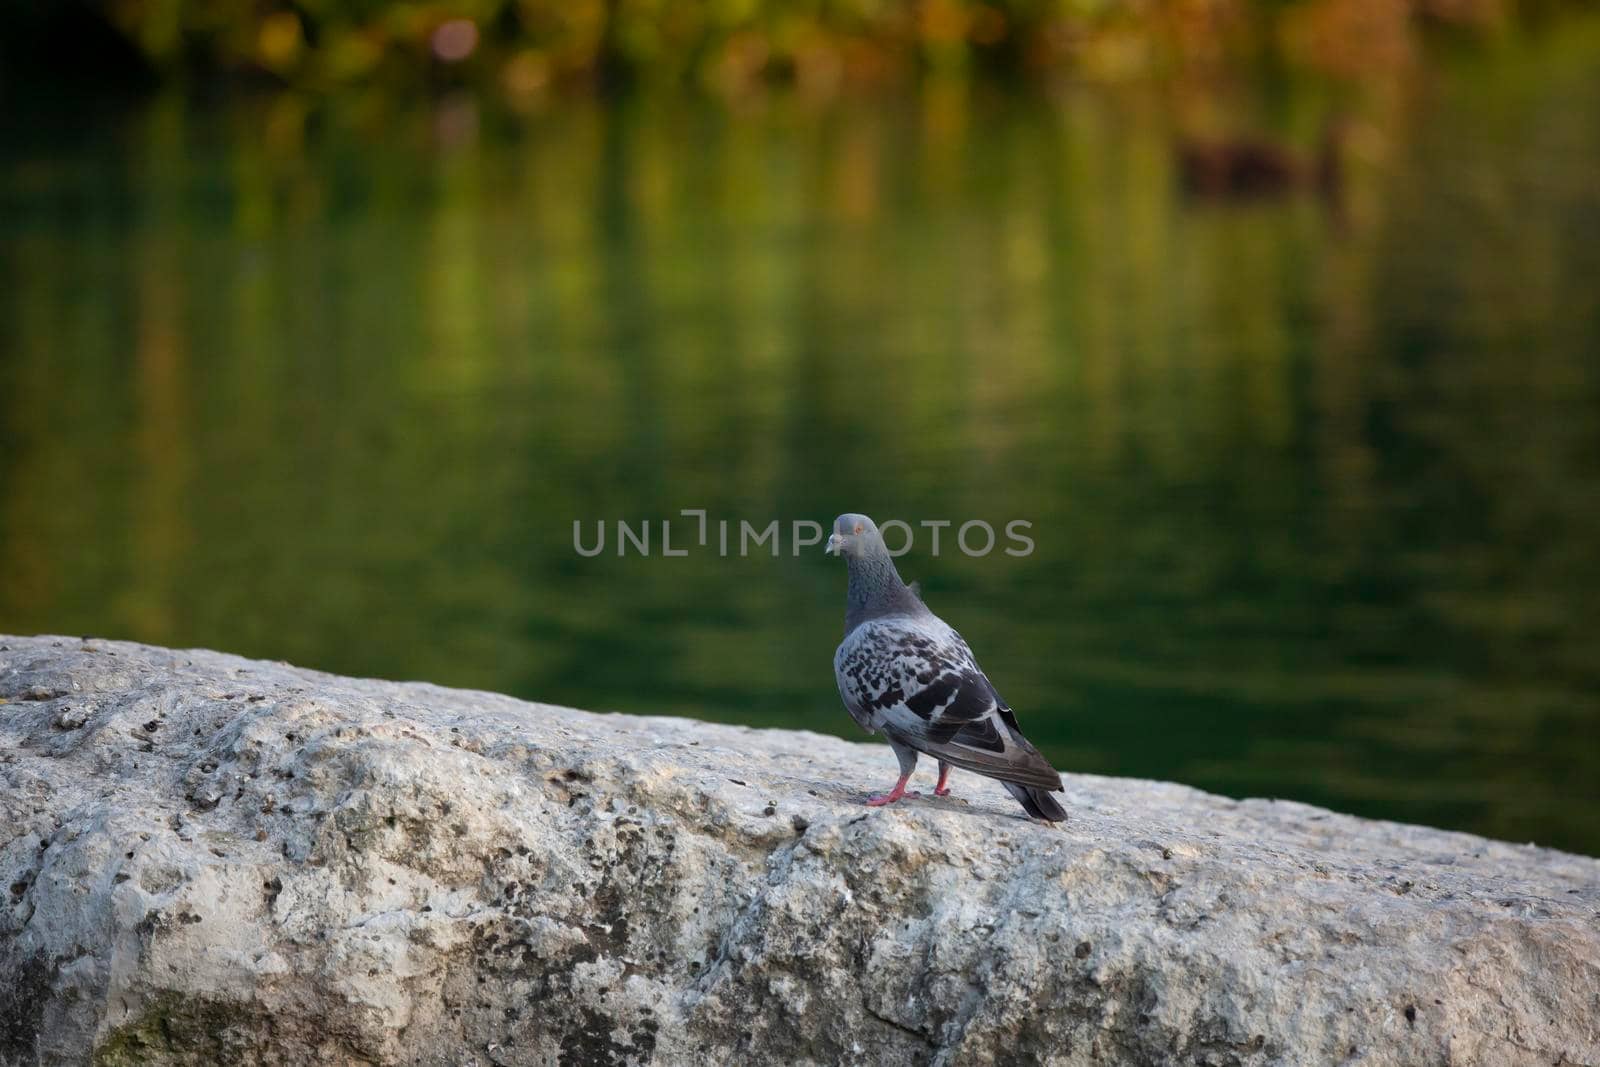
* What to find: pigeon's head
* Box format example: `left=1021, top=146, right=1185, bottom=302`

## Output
left=826, top=513, right=882, bottom=558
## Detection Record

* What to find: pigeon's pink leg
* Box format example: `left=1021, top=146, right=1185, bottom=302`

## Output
left=933, top=762, right=952, bottom=797
left=866, top=771, right=921, bottom=807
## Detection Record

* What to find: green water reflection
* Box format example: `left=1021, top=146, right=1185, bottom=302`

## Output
left=3, top=26, right=1598, bottom=854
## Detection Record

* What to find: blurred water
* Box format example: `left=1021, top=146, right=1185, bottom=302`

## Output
left=3, top=26, right=1599, bottom=853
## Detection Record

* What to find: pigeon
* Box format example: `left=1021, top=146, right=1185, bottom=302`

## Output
left=826, top=513, right=1067, bottom=821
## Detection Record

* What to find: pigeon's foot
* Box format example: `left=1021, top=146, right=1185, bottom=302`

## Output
left=866, top=790, right=921, bottom=807
left=933, top=786, right=952, bottom=797
left=934, top=762, right=953, bottom=797
left=866, top=770, right=919, bottom=807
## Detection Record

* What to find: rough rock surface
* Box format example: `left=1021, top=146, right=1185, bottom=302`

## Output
left=2, top=636, right=1598, bottom=1067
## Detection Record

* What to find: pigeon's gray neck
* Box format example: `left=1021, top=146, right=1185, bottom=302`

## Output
left=845, top=549, right=923, bottom=632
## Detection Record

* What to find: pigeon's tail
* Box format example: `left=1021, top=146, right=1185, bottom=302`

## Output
left=1003, top=781, right=1067, bottom=822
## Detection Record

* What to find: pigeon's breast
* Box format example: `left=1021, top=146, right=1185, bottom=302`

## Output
left=834, top=615, right=958, bottom=733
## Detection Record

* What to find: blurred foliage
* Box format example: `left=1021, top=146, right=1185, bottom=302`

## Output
left=1, top=0, right=1567, bottom=102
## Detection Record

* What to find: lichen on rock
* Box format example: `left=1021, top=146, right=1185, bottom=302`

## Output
left=2, top=636, right=1598, bottom=1066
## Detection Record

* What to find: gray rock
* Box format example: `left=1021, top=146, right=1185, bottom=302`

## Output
left=1, top=635, right=1597, bottom=1067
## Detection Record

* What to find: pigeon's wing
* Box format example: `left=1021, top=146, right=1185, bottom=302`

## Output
left=835, top=617, right=1062, bottom=792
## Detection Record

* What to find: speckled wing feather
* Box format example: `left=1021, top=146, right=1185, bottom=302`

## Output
left=833, top=616, right=1062, bottom=792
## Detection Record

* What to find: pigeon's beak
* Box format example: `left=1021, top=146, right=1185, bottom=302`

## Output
left=825, top=533, right=844, bottom=556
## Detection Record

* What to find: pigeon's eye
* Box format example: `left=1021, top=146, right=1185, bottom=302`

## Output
left=853, top=523, right=863, bottom=534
